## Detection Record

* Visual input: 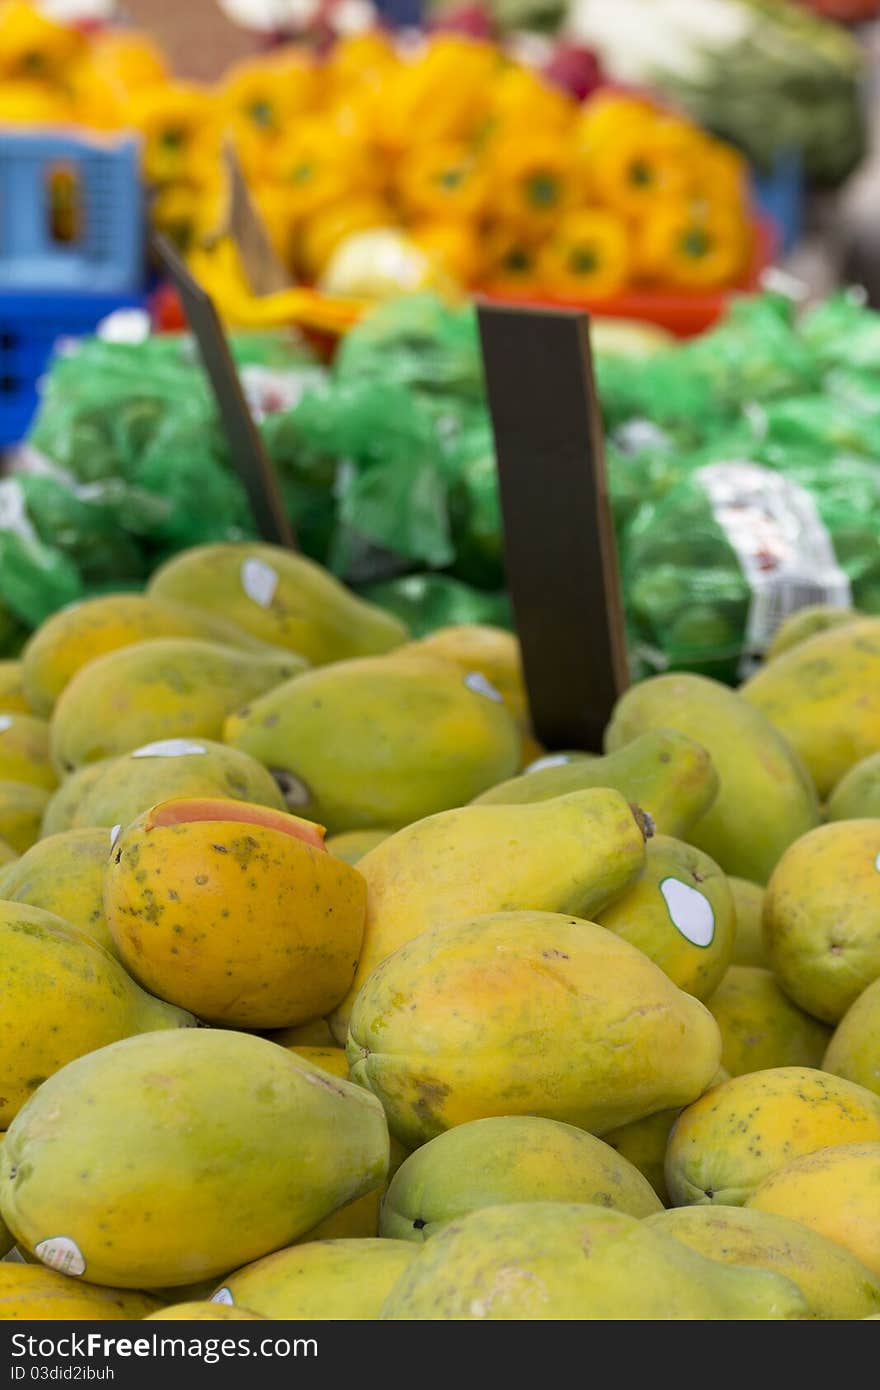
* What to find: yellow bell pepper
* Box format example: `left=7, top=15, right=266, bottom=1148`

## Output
left=482, top=225, right=543, bottom=294
left=222, top=50, right=316, bottom=142
left=0, top=0, right=82, bottom=83
left=637, top=204, right=751, bottom=290
left=688, top=137, right=749, bottom=212
left=87, top=31, right=169, bottom=94
left=586, top=118, right=692, bottom=220
left=325, top=31, right=398, bottom=103
left=0, top=78, right=71, bottom=123
left=574, top=91, right=657, bottom=152
left=187, top=236, right=364, bottom=333
left=150, top=174, right=226, bottom=254
left=489, top=135, right=578, bottom=235
left=297, top=196, right=391, bottom=281
left=411, top=219, right=482, bottom=287
left=374, top=36, right=499, bottom=156
left=129, top=84, right=220, bottom=188
left=65, top=57, right=126, bottom=130
left=487, top=64, right=576, bottom=140
left=271, top=118, right=374, bottom=220
left=395, top=141, right=488, bottom=222
left=538, top=208, right=631, bottom=301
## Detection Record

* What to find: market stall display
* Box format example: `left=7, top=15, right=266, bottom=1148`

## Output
left=0, top=4, right=763, bottom=304
left=0, top=0, right=880, bottom=1334
left=0, top=537, right=878, bottom=1317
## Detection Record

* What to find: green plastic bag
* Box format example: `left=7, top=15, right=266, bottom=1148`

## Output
left=361, top=573, right=512, bottom=638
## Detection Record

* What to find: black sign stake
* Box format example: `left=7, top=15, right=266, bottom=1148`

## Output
left=152, top=233, right=296, bottom=549
left=477, top=302, right=629, bottom=753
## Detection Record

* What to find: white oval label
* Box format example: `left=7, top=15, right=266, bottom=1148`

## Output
left=35, top=1236, right=85, bottom=1277
left=109, top=824, right=123, bottom=850
left=464, top=672, right=503, bottom=703
left=241, top=558, right=278, bottom=608
left=132, top=740, right=208, bottom=759
left=0, top=716, right=12, bottom=734
left=525, top=753, right=574, bottom=774
left=660, top=877, right=715, bottom=948
left=211, top=1287, right=235, bottom=1305
left=875, top=852, right=880, bottom=873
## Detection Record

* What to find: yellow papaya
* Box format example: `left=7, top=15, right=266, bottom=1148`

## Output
left=747, top=1142, right=880, bottom=1278
left=706, top=966, right=831, bottom=1075
left=729, top=876, right=767, bottom=967
left=224, top=652, right=520, bottom=833
left=0, top=828, right=116, bottom=955
left=105, top=799, right=366, bottom=1030
left=149, top=542, right=408, bottom=665
left=21, top=592, right=279, bottom=716
left=474, top=728, right=719, bottom=840
left=763, top=820, right=880, bottom=1023
left=380, top=1116, right=662, bottom=1241
left=51, top=639, right=305, bottom=772
left=743, top=618, right=880, bottom=796
left=646, top=1204, right=880, bottom=1319
left=1, top=1030, right=390, bottom=1288
left=380, top=1202, right=808, bottom=1319
left=827, top=752, right=880, bottom=821
left=0, top=900, right=196, bottom=1127
left=147, top=1303, right=265, bottom=1320
left=0, top=714, right=56, bottom=790
left=0, top=662, right=34, bottom=715
left=665, top=1066, right=880, bottom=1207
left=0, top=781, right=49, bottom=853
left=0, top=1264, right=160, bottom=1321
left=595, top=834, right=735, bottom=1000
left=823, top=976, right=880, bottom=1097
left=330, top=788, right=648, bottom=1040
left=347, top=910, right=721, bottom=1148
left=41, top=761, right=112, bottom=836
left=215, top=1239, right=417, bottom=1319
left=606, top=673, right=819, bottom=883
left=71, top=738, right=285, bottom=829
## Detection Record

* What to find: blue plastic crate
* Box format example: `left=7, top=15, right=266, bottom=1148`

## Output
left=0, top=289, right=145, bottom=447
left=751, top=149, right=804, bottom=258
left=0, top=129, right=144, bottom=295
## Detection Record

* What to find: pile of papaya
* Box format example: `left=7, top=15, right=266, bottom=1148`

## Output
left=0, top=542, right=878, bottom=1320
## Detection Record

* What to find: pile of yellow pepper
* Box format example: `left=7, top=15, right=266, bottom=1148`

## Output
left=0, top=0, right=756, bottom=302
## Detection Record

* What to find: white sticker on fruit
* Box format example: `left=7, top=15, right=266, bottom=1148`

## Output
left=661, top=877, right=715, bottom=948
left=695, top=462, right=852, bottom=677
left=525, top=754, right=574, bottom=774
left=241, top=557, right=278, bottom=608
left=35, top=1236, right=85, bottom=1277
left=464, top=672, right=503, bottom=703
left=875, top=852, right=880, bottom=873
left=132, top=740, right=208, bottom=759
left=109, top=824, right=123, bottom=849
left=211, top=1287, right=234, bottom=1306
left=0, top=716, right=11, bottom=733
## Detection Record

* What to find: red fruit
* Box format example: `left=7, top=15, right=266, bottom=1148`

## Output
left=544, top=44, right=605, bottom=101
left=429, top=4, right=495, bottom=39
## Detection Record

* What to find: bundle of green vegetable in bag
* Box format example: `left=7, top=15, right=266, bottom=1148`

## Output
left=19, top=285, right=880, bottom=678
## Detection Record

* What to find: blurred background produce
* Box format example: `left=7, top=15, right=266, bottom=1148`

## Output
left=1, top=0, right=880, bottom=678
